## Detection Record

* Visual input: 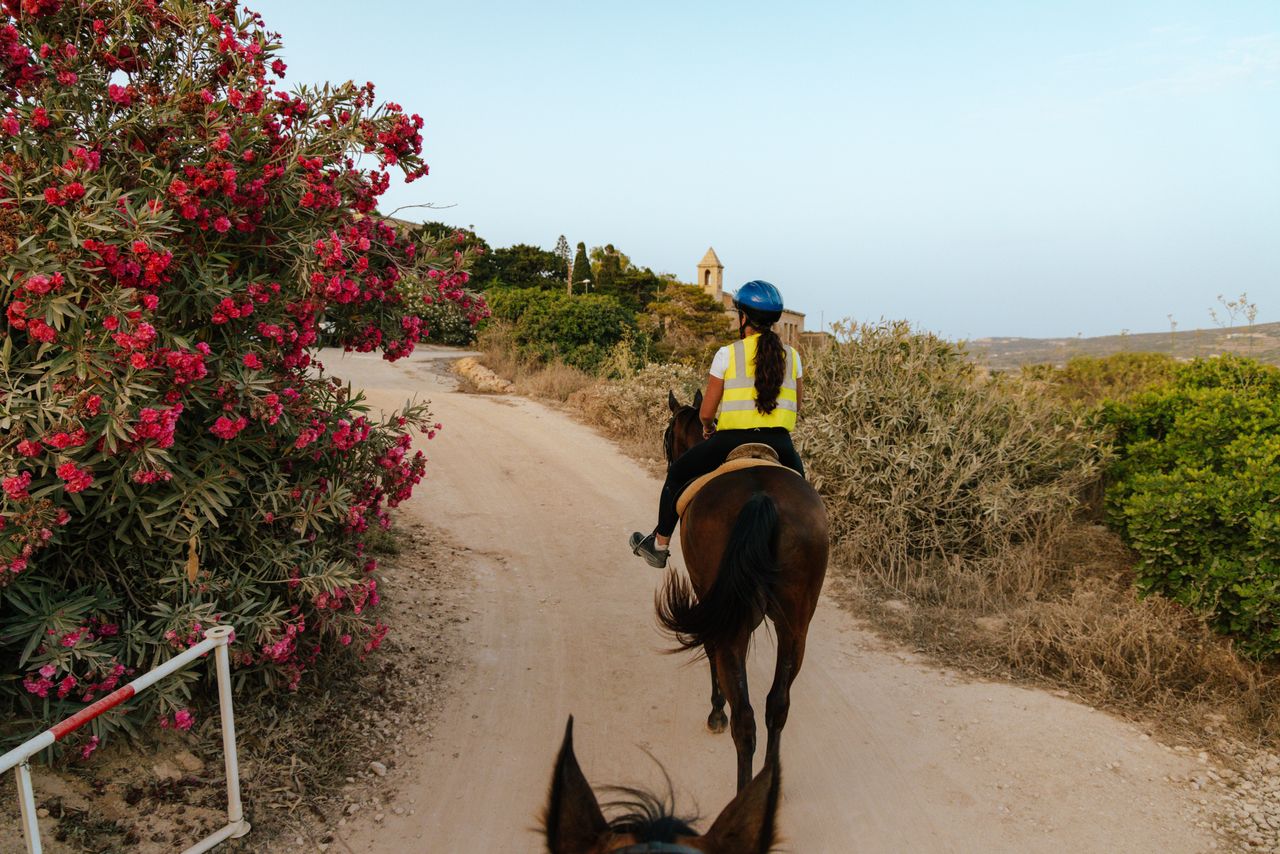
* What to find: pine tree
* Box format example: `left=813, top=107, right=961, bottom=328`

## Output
left=553, top=235, right=571, bottom=293
left=571, top=242, right=592, bottom=294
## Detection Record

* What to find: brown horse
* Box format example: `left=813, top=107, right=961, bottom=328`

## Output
left=543, top=716, right=781, bottom=854
left=656, top=392, right=828, bottom=792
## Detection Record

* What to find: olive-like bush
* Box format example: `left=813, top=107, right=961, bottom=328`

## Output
left=795, top=321, right=1103, bottom=600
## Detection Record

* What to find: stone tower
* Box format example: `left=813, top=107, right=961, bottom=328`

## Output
left=697, top=247, right=724, bottom=300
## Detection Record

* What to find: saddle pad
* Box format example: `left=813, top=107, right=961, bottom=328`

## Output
left=726, top=442, right=780, bottom=463
left=676, top=456, right=790, bottom=518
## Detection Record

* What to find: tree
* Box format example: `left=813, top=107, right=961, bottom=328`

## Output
left=0, top=0, right=483, bottom=746
left=590, top=243, right=629, bottom=296
left=554, top=235, right=571, bottom=294
left=645, top=281, right=731, bottom=363
left=484, top=243, right=563, bottom=290
left=572, top=242, right=592, bottom=294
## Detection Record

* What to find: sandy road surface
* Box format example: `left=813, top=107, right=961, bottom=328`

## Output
left=329, top=347, right=1216, bottom=853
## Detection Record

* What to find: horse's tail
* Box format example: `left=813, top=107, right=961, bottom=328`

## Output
left=656, top=491, right=780, bottom=653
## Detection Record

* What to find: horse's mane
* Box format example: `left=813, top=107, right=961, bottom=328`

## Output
left=601, top=783, right=699, bottom=842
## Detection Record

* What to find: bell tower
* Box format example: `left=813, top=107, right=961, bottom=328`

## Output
left=697, top=247, right=724, bottom=300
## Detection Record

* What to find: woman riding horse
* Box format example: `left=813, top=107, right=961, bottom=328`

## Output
left=630, top=280, right=805, bottom=567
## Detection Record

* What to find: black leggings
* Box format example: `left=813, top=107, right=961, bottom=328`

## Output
left=656, top=427, right=804, bottom=538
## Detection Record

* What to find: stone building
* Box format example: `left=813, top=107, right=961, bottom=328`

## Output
left=696, top=247, right=805, bottom=347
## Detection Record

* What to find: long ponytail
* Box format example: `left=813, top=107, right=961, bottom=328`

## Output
left=753, top=326, right=786, bottom=414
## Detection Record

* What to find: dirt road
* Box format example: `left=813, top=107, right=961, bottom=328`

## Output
left=329, top=347, right=1217, bottom=853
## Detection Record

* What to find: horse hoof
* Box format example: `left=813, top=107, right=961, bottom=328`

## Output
left=707, top=710, right=728, bottom=734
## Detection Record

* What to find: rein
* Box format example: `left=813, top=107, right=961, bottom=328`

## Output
left=613, top=843, right=705, bottom=854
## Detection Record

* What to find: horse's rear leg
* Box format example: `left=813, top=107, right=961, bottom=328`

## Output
left=706, top=648, right=728, bottom=733
left=714, top=643, right=756, bottom=792
left=765, top=620, right=809, bottom=765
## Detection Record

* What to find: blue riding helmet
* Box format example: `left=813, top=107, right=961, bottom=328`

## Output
left=733, top=280, right=784, bottom=314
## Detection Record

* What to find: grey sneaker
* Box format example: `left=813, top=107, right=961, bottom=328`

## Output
left=629, top=531, right=669, bottom=568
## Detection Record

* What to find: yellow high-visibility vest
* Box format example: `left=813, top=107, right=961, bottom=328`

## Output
left=717, top=334, right=799, bottom=431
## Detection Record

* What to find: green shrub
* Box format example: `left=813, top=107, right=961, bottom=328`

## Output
left=486, top=288, right=637, bottom=373
left=1021, top=352, right=1178, bottom=408
left=795, top=321, right=1103, bottom=601
left=1100, top=356, right=1280, bottom=657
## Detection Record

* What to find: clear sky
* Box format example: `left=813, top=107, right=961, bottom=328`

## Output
left=262, top=1, right=1278, bottom=339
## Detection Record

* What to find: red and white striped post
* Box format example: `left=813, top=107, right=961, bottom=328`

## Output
left=0, top=625, right=250, bottom=854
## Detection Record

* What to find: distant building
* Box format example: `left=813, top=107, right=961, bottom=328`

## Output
left=696, top=247, right=805, bottom=347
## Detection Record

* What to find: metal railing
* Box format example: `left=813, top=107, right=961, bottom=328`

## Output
left=0, top=625, right=250, bottom=854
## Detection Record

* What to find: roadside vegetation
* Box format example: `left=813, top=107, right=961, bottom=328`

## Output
left=0, top=0, right=482, bottom=763
left=476, top=298, right=1280, bottom=746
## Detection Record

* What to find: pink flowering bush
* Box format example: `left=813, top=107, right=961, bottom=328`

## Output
left=0, top=0, right=483, bottom=749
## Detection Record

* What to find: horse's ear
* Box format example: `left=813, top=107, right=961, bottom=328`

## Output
left=668, top=390, right=681, bottom=413
left=544, top=717, right=607, bottom=854
left=693, top=389, right=703, bottom=410
left=700, top=761, right=781, bottom=854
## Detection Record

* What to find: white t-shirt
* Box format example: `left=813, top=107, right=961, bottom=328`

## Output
left=709, top=343, right=803, bottom=380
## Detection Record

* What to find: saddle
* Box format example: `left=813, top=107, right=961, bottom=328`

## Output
left=675, top=443, right=791, bottom=517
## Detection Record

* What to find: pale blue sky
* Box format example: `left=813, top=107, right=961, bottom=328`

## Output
left=262, top=1, right=1278, bottom=338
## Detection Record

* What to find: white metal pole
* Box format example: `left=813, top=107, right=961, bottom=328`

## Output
left=205, top=626, right=249, bottom=839
left=16, top=762, right=41, bottom=854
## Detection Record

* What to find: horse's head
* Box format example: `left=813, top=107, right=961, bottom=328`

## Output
left=543, top=717, right=780, bottom=854
left=665, top=390, right=705, bottom=465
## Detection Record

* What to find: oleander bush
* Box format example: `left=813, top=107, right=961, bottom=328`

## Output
left=1100, top=356, right=1280, bottom=658
left=794, top=321, right=1104, bottom=602
left=0, top=0, right=483, bottom=752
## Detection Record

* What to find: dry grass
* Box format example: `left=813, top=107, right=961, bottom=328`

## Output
left=520, top=360, right=596, bottom=401
left=837, top=521, right=1280, bottom=746
left=477, top=322, right=596, bottom=401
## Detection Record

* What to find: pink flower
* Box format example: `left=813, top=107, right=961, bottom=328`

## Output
left=22, top=674, right=52, bottom=697
left=107, top=83, right=133, bottom=106
left=56, top=462, right=94, bottom=493
left=242, top=352, right=262, bottom=369
left=213, top=216, right=231, bottom=233
left=16, top=440, right=41, bottom=457
left=27, top=318, right=57, bottom=343
left=210, top=415, right=248, bottom=440
left=80, top=735, right=100, bottom=761
left=3, top=471, right=32, bottom=500
left=173, top=709, right=194, bottom=730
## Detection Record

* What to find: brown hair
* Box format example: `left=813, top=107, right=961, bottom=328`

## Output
left=753, top=326, right=786, bottom=414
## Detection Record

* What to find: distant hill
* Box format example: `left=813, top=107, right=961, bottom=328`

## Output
left=969, top=321, right=1280, bottom=370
